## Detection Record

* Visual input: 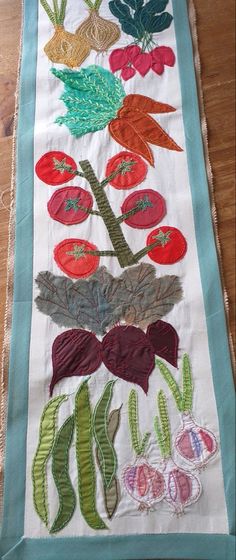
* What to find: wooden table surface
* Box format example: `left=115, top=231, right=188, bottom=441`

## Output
left=0, top=0, right=235, bottom=358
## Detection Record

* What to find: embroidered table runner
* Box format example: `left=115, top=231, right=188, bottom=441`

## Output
left=0, top=1, right=235, bottom=559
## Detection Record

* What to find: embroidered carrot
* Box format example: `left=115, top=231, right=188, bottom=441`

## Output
left=40, top=0, right=90, bottom=67
left=51, top=65, right=183, bottom=165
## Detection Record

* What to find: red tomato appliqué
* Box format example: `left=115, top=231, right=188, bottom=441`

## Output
left=47, top=187, right=93, bottom=225
left=121, top=189, right=166, bottom=229
left=54, top=239, right=99, bottom=279
left=147, top=226, right=187, bottom=264
left=35, top=151, right=77, bottom=185
left=105, top=151, right=147, bottom=189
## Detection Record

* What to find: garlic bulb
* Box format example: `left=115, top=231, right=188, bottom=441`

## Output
left=76, top=10, right=120, bottom=52
left=123, top=458, right=165, bottom=510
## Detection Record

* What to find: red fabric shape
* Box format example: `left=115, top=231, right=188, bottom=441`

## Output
left=35, top=151, right=77, bottom=185
left=101, top=325, right=155, bottom=393
left=146, top=226, right=187, bottom=264
left=50, top=329, right=102, bottom=395
left=146, top=319, right=179, bottom=367
left=47, top=186, right=93, bottom=225
left=132, top=52, right=152, bottom=77
left=121, top=189, right=166, bottom=229
left=105, top=151, right=147, bottom=189
left=54, top=238, right=100, bottom=279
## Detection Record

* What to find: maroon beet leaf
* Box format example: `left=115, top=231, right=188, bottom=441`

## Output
left=101, top=325, right=155, bottom=393
left=51, top=329, right=102, bottom=395
left=146, top=320, right=179, bottom=367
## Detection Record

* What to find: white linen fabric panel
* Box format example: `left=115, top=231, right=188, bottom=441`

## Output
left=24, top=0, right=228, bottom=537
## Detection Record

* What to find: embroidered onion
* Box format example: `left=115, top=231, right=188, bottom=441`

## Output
left=76, top=10, right=120, bottom=52
left=44, top=26, right=90, bottom=68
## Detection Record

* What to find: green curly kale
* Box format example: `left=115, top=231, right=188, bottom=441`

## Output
left=51, top=65, right=125, bottom=137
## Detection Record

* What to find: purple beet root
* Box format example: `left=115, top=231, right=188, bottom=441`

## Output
left=51, top=328, right=102, bottom=395
left=101, top=325, right=155, bottom=393
left=146, top=320, right=179, bottom=367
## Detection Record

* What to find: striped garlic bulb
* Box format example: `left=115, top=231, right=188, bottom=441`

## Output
left=163, top=457, right=201, bottom=515
left=123, top=458, right=165, bottom=510
left=76, top=10, right=120, bottom=52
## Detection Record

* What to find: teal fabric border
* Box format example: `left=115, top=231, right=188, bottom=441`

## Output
left=0, top=0, right=37, bottom=557
left=0, top=1, right=235, bottom=559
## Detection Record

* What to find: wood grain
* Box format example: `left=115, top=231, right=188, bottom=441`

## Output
left=0, top=0, right=235, bottom=358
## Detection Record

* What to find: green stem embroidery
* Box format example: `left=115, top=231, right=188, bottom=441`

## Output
left=32, top=395, right=67, bottom=527
left=75, top=380, right=107, bottom=530
left=40, top=0, right=68, bottom=26
left=156, top=359, right=182, bottom=412
left=50, top=415, right=76, bottom=534
left=182, top=354, right=193, bottom=412
left=79, top=160, right=138, bottom=268
left=59, top=157, right=162, bottom=269
left=100, top=159, right=136, bottom=188
left=156, top=354, right=193, bottom=414
left=154, top=390, right=171, bottom=459
left=128, top=389, right=150, bottom=456
left=117, top=196, right=153, bottom=224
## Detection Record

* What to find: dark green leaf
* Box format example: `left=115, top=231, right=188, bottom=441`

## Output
left=120, top=18, right=141, bottom=38
left=109, top=0, right=132, bottom=21
left=142, top=0, right=169, bottom=14
left=146, top=12, right=173, bottom=32
left=123, top=0, right=144, bottom=11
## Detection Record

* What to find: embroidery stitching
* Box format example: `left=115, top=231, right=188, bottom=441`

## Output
left=75, top=380, right=107, bottom=530
left=40, top=0, right=91, bottom=67
left=32, top=395, right=67, bottom=527
left=76, top=0, right=120, bottom=52
left=50, top=415, right=76, bottom=533
left=51, top=67, right=182, bottom=165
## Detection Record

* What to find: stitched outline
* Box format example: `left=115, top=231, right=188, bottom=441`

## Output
left=32, top=394, right=67, bottom=527
left=50, top=414, right=76, bottom=533
left=92, top=380, right=118, bottom=489
left=75, top=380, right=107, bottom=530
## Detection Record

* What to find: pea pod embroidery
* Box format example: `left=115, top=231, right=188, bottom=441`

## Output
left=32, top=394, right=67, bottom=526
left=50, top=415, right=76, bottom=533
left=93, top=380, right=117, bottom=489
left=75, top=380, right=107, bottom=530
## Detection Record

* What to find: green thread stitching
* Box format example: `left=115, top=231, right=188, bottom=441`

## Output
left=182, top=353, right=193, bottom=412
left=32, top=395, right=67, bottom=527
left=156, top=355, right=193, bottom=413
left=156, top=358, right=183, bottom=412
left=154, top=390, right=171, bottom=458
left=92, top=381, right=117, bottom=489
left=51, top=66, right=125, bottom=138
left=75, top=380, right=107, bottom=530
left=128, top=389, right=150, bottom=456
left=40, top=0, right=68, bottom=25
left=50, top=415, right=76, bottom=534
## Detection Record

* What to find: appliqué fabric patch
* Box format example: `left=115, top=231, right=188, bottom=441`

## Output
left=76, top=0, right=120, bottom=51
left=35, top=264, right=183, bottom=334
left=2, top=0, right=235, bottom=557
left=51, top=67, right=182, bottom=164
left=40, top=0, right=91, bottom=67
